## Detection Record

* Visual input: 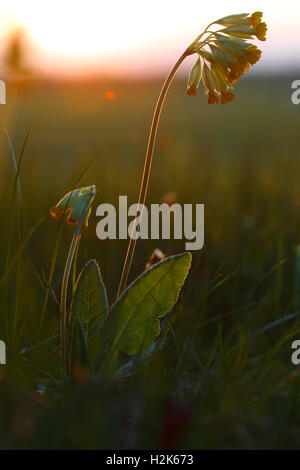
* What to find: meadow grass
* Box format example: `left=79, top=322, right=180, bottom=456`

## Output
left=1, top=74, right=300, bottom=449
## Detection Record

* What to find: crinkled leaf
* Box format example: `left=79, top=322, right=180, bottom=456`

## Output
left=69, top=317, right=88, bottom=372
left=71, top=259, right=108, bottom=367
left=102, top=252, right=192, bottom=355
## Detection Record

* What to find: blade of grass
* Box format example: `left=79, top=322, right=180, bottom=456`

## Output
left=2, top=121, right=24, bottom=240
left=0, top=214, right=48, bottom=288
left=252, top=312, right=300, bottom=338
left=72, top=235, right=80, bottom=294
left=2, top=122, right=35, bottom=344
left=6, top=121, right=36, bottom=272
left=2, top=122, right=50, bottom=308
left=20, top=333, right=59, bottom=356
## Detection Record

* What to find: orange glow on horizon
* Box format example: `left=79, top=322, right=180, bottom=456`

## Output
left=0, top=1, right=299, bottom=76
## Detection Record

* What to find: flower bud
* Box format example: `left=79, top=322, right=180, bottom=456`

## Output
left=215, top=13, right=249, bottom=26
left=50, top=185, right=96, bottom=232
left=186, top=56, right=202, bottom=96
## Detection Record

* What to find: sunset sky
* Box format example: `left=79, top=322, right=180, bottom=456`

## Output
left=0, top=0, right=299, bottom=77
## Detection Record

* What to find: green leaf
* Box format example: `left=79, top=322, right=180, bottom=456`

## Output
left=102, top=252, right=192, bottom=356
left=69, top=317, right=88, bottom=371
left=71, top=259, right=108, bottom=367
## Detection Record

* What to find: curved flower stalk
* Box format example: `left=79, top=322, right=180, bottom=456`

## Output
left=117, top=12, right=267, bottom=298
left=50, top=185, right=96, bottom=377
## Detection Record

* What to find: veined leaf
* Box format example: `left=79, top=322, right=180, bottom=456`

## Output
left=70, top=317, right=88, bottom=371
left=102, top=252, right=192, bottom=355
left=71, top=259, right=108, bottom=367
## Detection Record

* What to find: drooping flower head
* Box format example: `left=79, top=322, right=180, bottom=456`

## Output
left=186, top=12, right=267, bottom=104
left=50, top=185, right=96, bottom=231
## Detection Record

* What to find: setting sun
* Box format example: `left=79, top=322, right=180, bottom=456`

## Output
left=0, top=1, right=299, bottom=76
left=105, top=91, right=115, bottom=99
left=1, top=2, right=142, bottom=56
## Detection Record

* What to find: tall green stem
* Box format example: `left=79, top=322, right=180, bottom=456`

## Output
left=60, top=194, right=94, bottom=379
left=117, top=50, right=189, bottom=299
left=60, top=230, right=82, bottom=378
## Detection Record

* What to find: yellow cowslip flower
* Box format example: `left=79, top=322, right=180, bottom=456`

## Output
left=50, top=185, right=96, bottom=232
left=187, top=56, right=202, bottom=96
left=211, top=63, right=235, bottom=104
left=226, top=59, right=250, bottom=85
left=255, top=22, right=267, bottom=41
left=211, top=63, right=229, bottom=89
left=207, top=92, right=219, bottom=104
left=209, top=44, right=234, bottom=68
left=220, top=18, right=267, bottom=42
left=197, top=49, right=215, bottom=64
left=220, top=91, right=235, bottom=104
left=214, top=35, right=250, bottom=56
left=215, top=13, right=249, bottom=26
left=250, top=11, right=263, bottom=28
left=202, top=63, right=219, bottom=104
left=220, top=24, right=256, bottom=40
left=186, top=11, right=267, bottom=104
left=216, top=11, right=264, bottom=30
left=245, top=45, right=262, bottom=65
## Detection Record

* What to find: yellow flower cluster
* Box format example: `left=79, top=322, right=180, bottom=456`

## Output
left=186, top=12, right=267, bottom=104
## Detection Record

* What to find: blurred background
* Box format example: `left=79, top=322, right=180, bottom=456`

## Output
left=1, top=0, right=300, bottom=450
left=0, top=0, right=299, bottom=294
